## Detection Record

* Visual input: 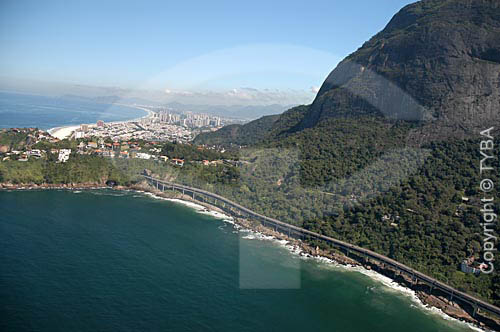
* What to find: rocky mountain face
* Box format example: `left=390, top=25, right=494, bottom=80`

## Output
left=304, top=0, right=500, bottom=143
left=197, top=0, right=500, bottom=147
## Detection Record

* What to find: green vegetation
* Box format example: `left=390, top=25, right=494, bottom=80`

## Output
left=194, top=114, right=280, bottom=146
left=0, top=155, right=129, bottom=185
left=0, top=129, right=239, bottom=187
left=167, top=119, right=500, bottom=306
left=0, top=129, right=31, bottom=151
left=1, top=122, right=498, bottom=306
left=160, top=141, right=237, bottom=161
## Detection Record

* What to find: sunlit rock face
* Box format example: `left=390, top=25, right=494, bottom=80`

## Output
left=304, top=0, right=500, bottom=143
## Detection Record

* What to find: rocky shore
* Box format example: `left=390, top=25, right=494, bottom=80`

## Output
left=2, top=181, right=499, bottom=331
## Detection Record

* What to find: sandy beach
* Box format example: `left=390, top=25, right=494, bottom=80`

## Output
left=47, top=125, right=81, bottom=140
left=46, top=105, right=153, bottom=140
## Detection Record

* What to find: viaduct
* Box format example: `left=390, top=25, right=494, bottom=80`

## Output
left=143, top=174, right=500, bottom=319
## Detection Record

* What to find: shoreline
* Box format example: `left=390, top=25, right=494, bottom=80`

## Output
left=47, top=104, right=153, bottom=140
left=0, top=182, right=498, bottom=331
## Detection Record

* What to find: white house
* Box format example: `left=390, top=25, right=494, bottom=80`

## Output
left=136, top=152, right=152, bottom=160
left=58, top=149, right=71, bottom=163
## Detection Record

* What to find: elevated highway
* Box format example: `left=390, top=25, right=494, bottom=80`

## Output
left=144, top=175, right=500, bottom=318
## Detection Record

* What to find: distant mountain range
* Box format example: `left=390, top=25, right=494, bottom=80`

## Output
left=61, top=94, right=294, bottom=120
left=61, top=94, right=161, bottom=106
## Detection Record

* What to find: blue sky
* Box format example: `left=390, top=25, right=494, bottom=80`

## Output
left=0, top=0, right=415, bottom=104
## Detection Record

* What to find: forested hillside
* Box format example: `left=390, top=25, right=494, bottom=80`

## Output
left=189, top=0, right=500, bottom=305
left=194, top=114, right=279, bottom=146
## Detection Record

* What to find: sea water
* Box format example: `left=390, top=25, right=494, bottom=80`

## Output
left=0, top=190, right=477, bottom=332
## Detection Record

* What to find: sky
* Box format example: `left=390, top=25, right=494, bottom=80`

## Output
left=0, top=0, right=416, bottom=105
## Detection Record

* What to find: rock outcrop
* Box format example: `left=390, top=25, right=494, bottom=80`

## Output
left=301, top=0, right=500, bottom=142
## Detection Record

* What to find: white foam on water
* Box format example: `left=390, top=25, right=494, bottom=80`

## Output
left=241, top=234, right=256, bottom=240
left=235, top=225, right=484, bottom=332
left=139, top=192, right=234, bottom=223
left=135, top=189, right=484, bottom=331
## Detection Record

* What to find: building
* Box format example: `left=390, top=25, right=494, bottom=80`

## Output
left=80, top=124, right=89, bottom=132
left=97, top=120, right=105, bottom=127
left=172, top=158, right=184, bottom=166
left=58, top=149, right=71, bottom=163
left=74, top=130, right=84, bottom=139
left=460, top=260, right=480, bottom=275
left=27, top=149, right=42, bottom=158
left=136, top=152, right=152, bottom=160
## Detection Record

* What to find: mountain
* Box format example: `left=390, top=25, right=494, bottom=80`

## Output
left=198, top=0, right=500, bottom=146
left=189, top=1, right=500, bottom=311
left=304, top=0, right=500, bottom=142
left=60, top=94, right=163, bottom=106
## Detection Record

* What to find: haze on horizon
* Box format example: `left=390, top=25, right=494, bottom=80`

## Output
left=0, top=0, right=415, bottom=106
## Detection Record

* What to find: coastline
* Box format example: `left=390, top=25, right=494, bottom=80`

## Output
left=121, top=185, right=500, bottom=332
left=0, top=182, right=498, bottom=332
left=46, top=104, right=153, bottom=140
left=48, top=125, right=81, bottom=140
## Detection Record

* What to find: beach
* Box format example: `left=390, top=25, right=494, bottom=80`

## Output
left=47, top=125, right=81, bottom=140
left=47, top=104, right=153, bottom=140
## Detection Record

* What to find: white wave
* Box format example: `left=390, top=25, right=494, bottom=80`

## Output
left=242, top=234, right=256, bottom=240
left=199, top=209, right=234, bottom=222
left=236, top=225, right=483, bottom=332
left=135, top=189, right=482, bottom=331
left=139, top=192, right=234, bottom=222
left=344, top=266, right=483, bottom=330
left=166, top=198, right=207, bottom=210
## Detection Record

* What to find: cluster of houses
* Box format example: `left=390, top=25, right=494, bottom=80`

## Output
left=4, top=148, right=71, bottom=163
left=0, top=128, right=58, bottom=162
left=8, top=127, right=55, bottom=142
left=73, top=139, right=185, bottom=165
left=2, top=149, right=42, bottom=162
left=1, top=129, right=236, bottom=170
left=73, top=140, right=235, bottom=168
left=75, top=121, right=194, bottom=143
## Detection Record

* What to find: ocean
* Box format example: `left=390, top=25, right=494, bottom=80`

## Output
left=0, top=190, right=476, bottom=332
left=0, top=92, right=146, bottom=130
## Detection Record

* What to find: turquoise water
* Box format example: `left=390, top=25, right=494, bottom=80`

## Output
left=0, top=190, right=475, bottom=332
left=0, top=92, right=146, bottom=130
